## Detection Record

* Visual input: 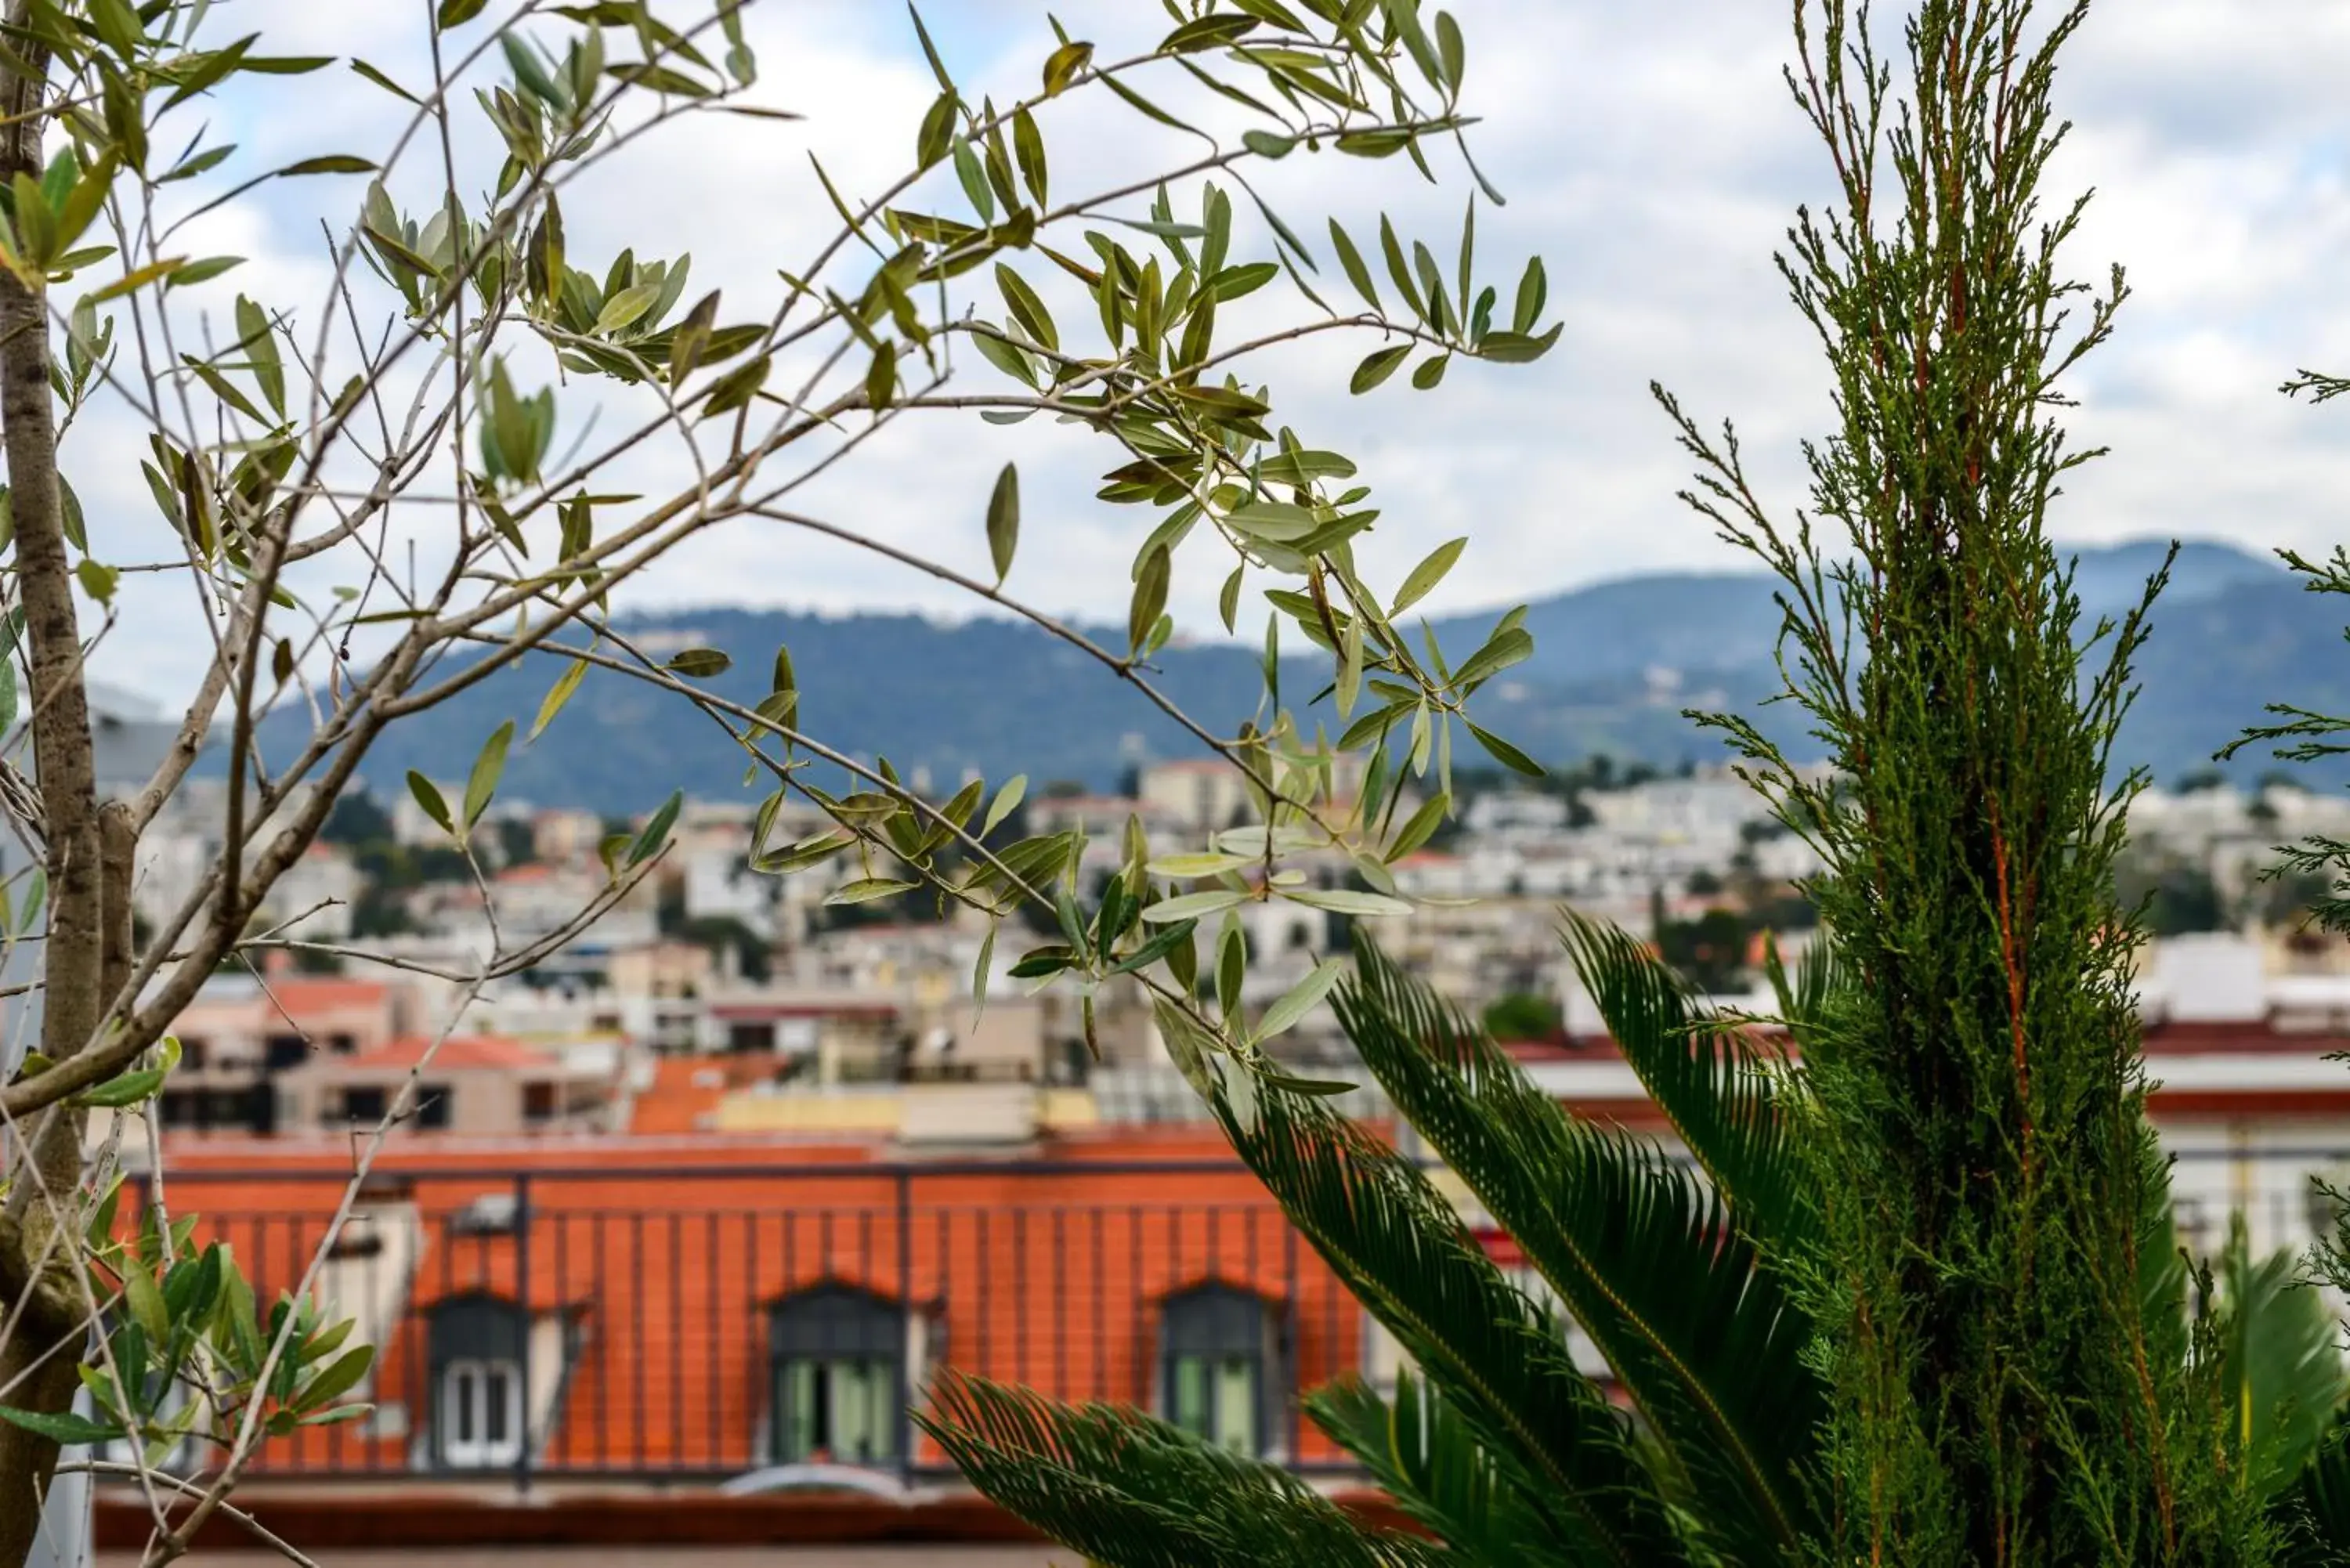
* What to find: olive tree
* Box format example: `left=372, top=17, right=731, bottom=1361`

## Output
left=0, top=0, right=1555, bottom=1560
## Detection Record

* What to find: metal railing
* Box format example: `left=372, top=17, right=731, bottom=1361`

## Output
left=119, top=1140, right=2350, bottom=1491
left=139, top=1159, right=1363, bottom=1489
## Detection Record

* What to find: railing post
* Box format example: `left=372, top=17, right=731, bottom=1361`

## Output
left=1284, top=1222, right=1301, bottom=1468
left=896, top=1165, right=914, bottom=1489
left=513, top=1172, right=533, bottom=1497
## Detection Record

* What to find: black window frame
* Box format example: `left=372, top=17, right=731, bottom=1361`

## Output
left=766, top=1283, right=906, bottom=1467
left=425, top=1293, right=529, bottom=1471
left=1159, top=1282, right=1282, bottom=1458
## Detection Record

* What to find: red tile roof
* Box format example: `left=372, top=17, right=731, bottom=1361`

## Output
left=266, top=979, right=391, bottom=1013
left=152, top=1125, right=1365, bottom=1478
left=342, top=1034, right=555, bottom=1072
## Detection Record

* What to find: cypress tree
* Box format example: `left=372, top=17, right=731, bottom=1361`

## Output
left=1659, top=2, right=2258, bottom=1560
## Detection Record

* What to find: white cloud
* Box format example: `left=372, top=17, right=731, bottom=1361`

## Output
left=53, top=0, right=2350, bottom=701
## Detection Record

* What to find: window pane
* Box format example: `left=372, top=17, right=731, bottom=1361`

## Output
left=453, top=1366, right=476, bottom=1444
left=833, top=1361, right=873, bottom=1461
left=859, top=1360, right=896, bottom=1461
left=1172, top=1355, right=1207, bottom=1436
left=781, top=1360, right=818, bottom=1460
left=1214, top=1357, right=1256, bottom=1454
left=486, top=1367, right=511, bottom=1446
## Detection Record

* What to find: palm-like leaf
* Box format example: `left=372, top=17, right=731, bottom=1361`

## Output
left=920, top=1372, right=1444, bottom=1568
left=2219, top=1215, right=2350, bottom=1501
left=1308, top=1371, right=1571, bottom=1568
left=1562, top=910, right=1817, bottom=1256
left=2276, top=1418, right=2350, bottom=1566
left=1339, top=937, right=1821, bottom=1564
left=1213, top=1064, right=1692, bottom=1567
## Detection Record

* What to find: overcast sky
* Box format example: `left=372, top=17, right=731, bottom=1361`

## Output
left=68, top=1, right=2350, bottom=701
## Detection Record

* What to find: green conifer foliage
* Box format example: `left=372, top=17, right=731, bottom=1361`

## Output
left=1659, top=2, right=2260, bottom=1560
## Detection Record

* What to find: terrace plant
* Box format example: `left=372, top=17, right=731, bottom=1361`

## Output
left=934, top=923, right=2350, bottom=1565
left=939, top=0, right=2350, bottom=1562
left=0, top=0, right=1558, bottom=1560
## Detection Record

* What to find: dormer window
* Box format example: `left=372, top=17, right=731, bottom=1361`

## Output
left=768, top=1284, right=904, bottom=1465
left=1160, top=1282, right=1283, bottom=1457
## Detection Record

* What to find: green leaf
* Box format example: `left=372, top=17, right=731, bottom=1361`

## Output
left=987, top=464, right=1020, bottom=586
left=278, top=155, right=378, bottom=176
left=917, top=89, right=960, bottom=168
left=74, top=558, right=117, bottom=605
left=164, top=255, right=244, bottom=290
left=296, top=1344, right=376, bottom=1414
left=665, top=648, right=732, bottom=678
left=1141, top=888, right=1249, bottom=923
left=922, top=1375, right=1449, bottom=1568
left=462, top=721, right=514, bottom=829
left=75, top=1065, right=167, bottom=1108
left=1391, top=537, right=1466, bottom=618
left=437, top=0, right=492, bottom=24
left=1242, top=129, right=1296, bottom=159
left=350, top=60, right=421, bottom=103
left=406, top=771, right=454, bottom=835
left=1464, top=720, right=1543, bottom=777
left=1012, top=106, right=1047, bottom=206
left=1285, top=887, right=1412, bottom=919
left=1478, top=325, right=1561, bottom=363
left=1512, top=255, right=1547, bottom=333
left=595, top=281, right=663, bottom=335
left=235, top=295, right=285, bottom=416
left=0, top=1407, right=124, bottom=1447
left=1383, top=790, right=1452, bottom=862
left=983, top=774, right=1027, bottom=836
left=530, top=657, right=588, bottom=741
left=1328, top=221, right=1380, bottom=311
left=123, top=1263, right=168, bottom=1341
left=830, top=877, right=918, bottom=905
left=1452, top=626, right=1533, bottom=689
left=1129, top=545, right=1170, bottom=656
left=1256, top=957, right=1347, bottom=1042
left=1042, top=39, right=1094, bottom=96
left=1350, top=344, right=1411, bottom=394
left=627, top=790, right=683, bottom=868
left=1410, top=353, right=1449, bottom=391
left=700, top=353, right=772, bottom=417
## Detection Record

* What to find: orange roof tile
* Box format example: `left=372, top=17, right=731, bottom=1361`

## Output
left=342, top=1034, right=555, bottom=1072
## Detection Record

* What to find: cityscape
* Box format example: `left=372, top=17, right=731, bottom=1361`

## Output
left=4, top=2, right=2350, bottom=1566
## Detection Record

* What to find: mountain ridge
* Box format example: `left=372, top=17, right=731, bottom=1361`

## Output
left=248, top=538, right=2337, bottom=815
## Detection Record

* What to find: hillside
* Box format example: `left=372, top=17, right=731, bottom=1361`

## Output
left=251, top=539, right=2339, bottom=815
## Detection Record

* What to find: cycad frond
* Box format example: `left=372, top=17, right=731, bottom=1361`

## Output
left=1216, top=1071, right=1692, bottom=1568
left=919, top=1372, right=1444, bottom=1568
left=1308, top=1371, right=1573, bottom=1568
left=2221, top=1215, right=2349, bottom=1501
left=2276, top=1418, right=2350, bottom=1566
left=1338, top=938, right=1820, bottom=1564
left=1560, top=910, right=1817, bottom=1255
left=2135, top=1126, right=2190, bottom=1386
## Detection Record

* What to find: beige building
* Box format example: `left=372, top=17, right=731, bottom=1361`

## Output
left=162, top=972, right=414, bottom=1135
left=277, top=1033, right=612, bottom=1136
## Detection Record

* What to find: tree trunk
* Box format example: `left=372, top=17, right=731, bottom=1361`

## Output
left=0, top=19, right=110, bottom=1563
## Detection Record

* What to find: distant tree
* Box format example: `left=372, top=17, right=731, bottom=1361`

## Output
left=1654, top=907, right=1748, bottom=995
left=495, top=818, right=537, bottom=868
left=320, top=789, right=396, bottom=847
left=1480, top=991, right=1560, bottom=1042
left=2176, top=766, right=2230, bottom=794
left=1687, top=866, right=1725, bottom=897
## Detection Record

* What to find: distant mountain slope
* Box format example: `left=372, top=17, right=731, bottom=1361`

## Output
left=251, top=538, right=2333, bottom=815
